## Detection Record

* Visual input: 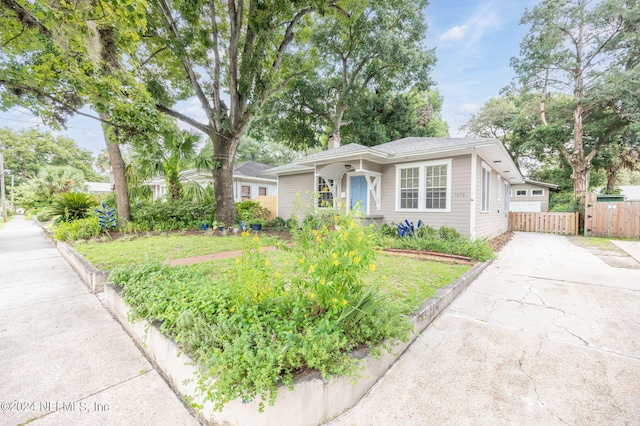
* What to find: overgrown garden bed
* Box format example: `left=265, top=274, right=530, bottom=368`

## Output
left=74, top=211, right=474, bottom=412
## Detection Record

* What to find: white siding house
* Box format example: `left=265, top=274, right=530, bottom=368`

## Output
left=147, top=161, right=277, bottom=202
left=266, top=137, right=524, bottom=239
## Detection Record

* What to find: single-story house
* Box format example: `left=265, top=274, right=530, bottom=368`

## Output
left=147, top=161, right=277, bottom=202
left=266, top=137, right=524, bottom=239
left=84, top=182, right=113, bottom=195
left=509, top=180, right=560, bottom=212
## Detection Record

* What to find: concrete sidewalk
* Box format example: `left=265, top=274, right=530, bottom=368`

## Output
left=0, top=216, right=199, bottom=426
left=331, top=232, right=640, bottom=425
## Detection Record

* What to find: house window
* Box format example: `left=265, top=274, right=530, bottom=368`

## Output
left=504, top=181, right=510, bottom=212
left=259, top=187, right=267, bottom=196
left=396, top=159, right=451, bottom=212
left=400, top=167, right=419, bottom=209
left=531, top=189, right=544, bottom=196
left=515, top=189, right=527, bottom=196
left=425, top=164, right=448, bottom=209
left=241, top=185, right=251, bottom=200
left=317, top=176, right=334, bottom=207
left=481, top=165, right=491, bottom=212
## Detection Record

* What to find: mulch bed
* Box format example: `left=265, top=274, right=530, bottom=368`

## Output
left=488, top=231, right=513, bottom=254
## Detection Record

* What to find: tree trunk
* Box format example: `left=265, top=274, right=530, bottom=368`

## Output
left=211, top=132, right=239, bottom=226
left=605, top=164, right=619, bottom=192
left=100, top=113, right=130, bottom=226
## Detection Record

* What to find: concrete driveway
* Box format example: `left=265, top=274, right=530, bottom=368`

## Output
left=331, top=232, right=640, bottom=425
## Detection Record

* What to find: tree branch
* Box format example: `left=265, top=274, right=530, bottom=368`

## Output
left=272, top=7, right=313, bottom=73
left=0, top=0, right=53, bottom=38
left=157, top=0, right=213, bottom=120
left=140, top=45, right=169, bottom=67
left=208, top=0, right=222, bottom=131
left=155, top=104, right=212, bottom=135
left=2, top=23, right=25, bottom=48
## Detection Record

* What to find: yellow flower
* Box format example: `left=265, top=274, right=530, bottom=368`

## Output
left=299, top=258, right=305, bottom=264
left=310, top=293, right=316, bottom=299
left=333, top=259, right=340, bottom=266
left=308, top=264, right=316, bottom=273
left=264, top=259, right=271, bottom=267
left=348, top=250, right=355, bottom=257
left=275, top=271, right=281, bottom=278
left=354, top=256, right=361, bottom=264
left=332, top=298, right=338, bottom=304
left=235, top=257, right=241, bottom=265
left=253, top=235, right=259, bottom=243
left=382, top=274, right=387, bottom=281
left=316, top=237, right=322, bottom=243
left=332, top=252, right=338, bottom=259
left=230, top=307, right=235, bottom=313
left=369, top=263, right=376, bottom=272
left=320, top=277, right=326, bottom=285
left=241, top=230, right=250, bottom=237
left=342, top=299, right=348, bottom=306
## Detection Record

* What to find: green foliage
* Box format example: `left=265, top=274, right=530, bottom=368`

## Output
left=254, top=0, right=436, bottom=149
left=110, top=213, right=412, bottom=412
left=48, top=192, right=99, bottom=223
left=379, top=224, right=494, bottom=262
left=53, top=216, right=102, bottom=241
left=16, top=166, right=87, bottom=210
left=130, top=199, right=215, bottom=231
left=235, top=200, right=270, bottom=223
left=549, top=191, right=580, bottom=212
left=0, top=128, right=101, bottom=184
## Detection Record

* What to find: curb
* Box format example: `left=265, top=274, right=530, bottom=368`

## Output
left=39, top=219, right=490, bottom=424
left=35, top=220, right=110, bottom=293
left=103, top=260, right=490, bottom=426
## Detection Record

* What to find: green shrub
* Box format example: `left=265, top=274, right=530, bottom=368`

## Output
left=48, top=192, right=99, bottom=223
left=36, top=210, right=52, bottom=222
left=53, top=216, right=102, bottom=241
left=376, top=222, right=493, bottom=261
left=235, top=200, right=270, bottom=223
left=130, top=198, right=215, bottom=231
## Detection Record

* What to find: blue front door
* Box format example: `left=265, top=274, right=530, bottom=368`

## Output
left=350, top=176, right=368, bottom=213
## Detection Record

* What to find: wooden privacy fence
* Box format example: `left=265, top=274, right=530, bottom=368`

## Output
left=584, top=192, right=640, bottom=238
left=509, top=211, right=578, bottom=235
left=256, top=195, right=277, bottom=220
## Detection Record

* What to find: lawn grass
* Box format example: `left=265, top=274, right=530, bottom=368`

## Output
left=73, top=233, right=279, bottom=269
left=78, top=232, right=471, bottom=314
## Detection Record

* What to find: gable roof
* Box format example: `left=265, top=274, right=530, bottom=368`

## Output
left=513, top=179, right=561, bottom=191
left=266, top=137, right=524, bottom=183
left=234, top=161, right=277, bottom=181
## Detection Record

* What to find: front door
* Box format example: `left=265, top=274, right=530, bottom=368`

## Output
left=350, top=175, right=368, bottom=214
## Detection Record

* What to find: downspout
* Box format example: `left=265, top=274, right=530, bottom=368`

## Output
left=470, top=147, right=477, bottom=240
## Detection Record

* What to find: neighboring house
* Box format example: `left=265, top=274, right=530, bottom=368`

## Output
left=509, top=180, right=560, bottom=212
left=618, top=185, right=640, bottom=201
left=266, top=137, right=524, bottom=239
left=85, top=182, right=113, bottom=195
left=147, top=161, right=277, bottom=202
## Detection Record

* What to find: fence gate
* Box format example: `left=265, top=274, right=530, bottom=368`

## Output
left=509, top=211, right=578, bottom=235
left=584, top=192, right=640, bottom=238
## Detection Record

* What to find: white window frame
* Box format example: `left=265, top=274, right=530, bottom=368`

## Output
left=497, top=176, right=502, bottom=202
left=515, top=189, right=528, bottom=197
left=395, top=159, right=452, bottom=213
left=316, top=176, right=334, bottom=208
left=481, top=163, right=491, bottom=213
left=531, top=189, right=544, bottom=196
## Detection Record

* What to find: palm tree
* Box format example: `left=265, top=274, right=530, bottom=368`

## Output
left=128, top=130, right=211, bottom=201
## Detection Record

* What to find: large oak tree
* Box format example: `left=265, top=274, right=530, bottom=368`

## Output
left=511, top=0, right=639, bottom=200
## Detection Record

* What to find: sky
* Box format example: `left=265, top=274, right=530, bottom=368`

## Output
left=0, top=0, right=538, bottom=156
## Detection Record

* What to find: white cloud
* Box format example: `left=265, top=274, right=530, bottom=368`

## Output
left=437, top=1, right=502, bottom=50
left=440, top=25, right=468, bottom=41
left=456, top=103, right=481, bottom=114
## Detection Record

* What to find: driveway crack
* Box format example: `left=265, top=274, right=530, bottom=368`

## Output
left=518, top=344, right=570, bottom=425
